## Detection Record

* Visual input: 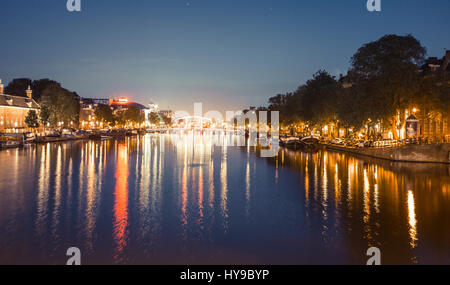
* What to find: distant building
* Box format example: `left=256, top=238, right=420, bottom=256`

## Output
left=419, top=50, right=450, bottom=75
left=109, top=97, right=149, bottom=114
left=338, top=74, right=353, bottom=89
left=79, top=97, right=110, bottom=128
left=79, top=96, right=154, bottom=128
left=110, top=97, right=150, bottom=126
left=0, top=81, right=40, bottom=133
left=80, top=98, right=110, bottom=107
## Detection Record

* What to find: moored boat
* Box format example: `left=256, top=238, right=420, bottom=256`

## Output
left=279, top=136, right=300, bottom=147
left=1, top=140, right=22, bottom=149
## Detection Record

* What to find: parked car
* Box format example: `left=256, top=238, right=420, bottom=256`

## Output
left=24, top=132, right=36, bottom=142
left=75, top=130, right=88, bottom=136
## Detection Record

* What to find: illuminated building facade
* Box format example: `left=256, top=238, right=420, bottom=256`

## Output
left=0, top=81, right=40, bottom=133
left=417, top=51, right=450, bottom=141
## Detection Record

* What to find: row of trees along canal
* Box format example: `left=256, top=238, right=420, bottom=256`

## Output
left=256, top=34, right=449, bottom=140
left=5, top=79, right=170, bottom=129
left=94, top=104, right=171, bottom=127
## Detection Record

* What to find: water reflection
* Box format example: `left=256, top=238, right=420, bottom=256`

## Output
left=0, top=134, right=449, bottom=264
left=407, top=190, right=418, bottom=249
left=113, top=143, right=129, bottom=262
left=220, top=147, right=229, bottom=233
left=273, top=148, right=450, bottom=264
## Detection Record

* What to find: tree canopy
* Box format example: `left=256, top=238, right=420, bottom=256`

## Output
left=95, top=104, right=115, bottom=126
left=298, top=70, right=340, bottom=126
left=39, top=82, right=80, bottom=127
left=5, top=78, right=61, bottom=101
left=148, top=112, right=161, bottom=125
left=25, top=110, right=40, bottom=129
left=260, top=34, right=447, bottom=139
left=122, top=106, right=144, bottom=125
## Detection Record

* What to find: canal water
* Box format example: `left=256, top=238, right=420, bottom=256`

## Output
left=0, top=134, right=449, bottom=264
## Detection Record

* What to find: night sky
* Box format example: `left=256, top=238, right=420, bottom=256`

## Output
left=0, top=0, right=449, bottom=113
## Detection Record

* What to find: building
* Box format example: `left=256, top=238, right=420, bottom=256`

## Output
left=417, top=50, right=450, bottom=141
left=79, top=97, right=156, bottom=128
left=0, top=80, right=40, bottom=133
left=110, top=97, right=150, bottom=126
left=419, top=50, right=450, bottom=75
left=109, top=97, right=149, bottom=114
left=79, top=97, right=110, bottom=129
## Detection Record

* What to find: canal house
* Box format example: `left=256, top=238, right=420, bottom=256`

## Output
left=0, top=80, right=40, bottom=133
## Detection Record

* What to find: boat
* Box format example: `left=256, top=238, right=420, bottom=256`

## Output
left=1, top=140, right=22, bottom=149
left=126, top=130, right=139, bottom=136
left=279, top=136, right=300, bottom=147
left=62, top=133, right=75, bottom=138
left=24, top=132, right=36, bottom=143
left=74, top=130, right=88, bottom=139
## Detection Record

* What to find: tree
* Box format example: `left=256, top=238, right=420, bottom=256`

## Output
left=299, top=70, right=340, bottom=128
left=348, top=34, right=427, bottom=138
left=336, top=85, right=369, bottom=136
left=161, top=113, right=172, bottom=126
left=25, top=110, right=40, bottom=130
left=115, top=111, right=126, bottom=127
left=39, top=82, right=80, bottom=127
left=350, top=34, right=426, bottom=80
left=268, top=92, right=302, bottom=127
left=123, top=106, right=144, bottom=125
left=416, top=72, right=450, bottom=115
left=30, top=79, right=60, bottom=101
left=39, top=105, right=51, bottom=127
left=4, top=78, right=32, bottom=97
left=148, top=112, right=161, bottom=125
left=5, top=78, right=60, bottom=101
left=95, top=104, right=115, bottom=126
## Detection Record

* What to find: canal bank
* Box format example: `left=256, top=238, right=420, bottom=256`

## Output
left=324, top=143, right=450, bottom=164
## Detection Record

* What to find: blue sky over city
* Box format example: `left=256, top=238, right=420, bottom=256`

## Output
left=0, top=0, right=449, bottom=112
